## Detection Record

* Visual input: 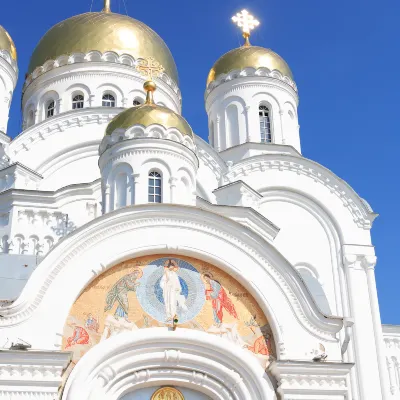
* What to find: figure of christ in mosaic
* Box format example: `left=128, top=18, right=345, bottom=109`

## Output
left=160, top=259, right=188, bottom=322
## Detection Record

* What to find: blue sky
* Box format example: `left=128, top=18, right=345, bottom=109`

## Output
left=2, top=0, right=399, bottom=323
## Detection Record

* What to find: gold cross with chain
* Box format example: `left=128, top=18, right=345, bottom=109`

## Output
left=136, top=57, right=165, bottom=80
left=232, top=9, right=260, bottom=46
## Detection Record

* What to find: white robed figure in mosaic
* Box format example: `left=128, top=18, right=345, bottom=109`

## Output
left=160, top=259, right=188, bottom=322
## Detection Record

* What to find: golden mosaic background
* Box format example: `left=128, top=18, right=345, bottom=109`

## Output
left=63, top=254, right=275, bottom=367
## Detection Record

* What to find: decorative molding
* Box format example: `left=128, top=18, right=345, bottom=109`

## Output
left=0, top=350, right=71, bottom=399
left=10, top=108, right=120, bottom=157
left=100, top=124, right=196, bottom=154
left=0, top=205, right=342, bottom=341
left=225, top=154, right=377, bottom=229
left=62, top=328, right=275, bottom=400
left=270, top=360, right=353, bottom=398
left=24, top=51, right=179, bottom=95
left=206, top=66, right=297, bottom=94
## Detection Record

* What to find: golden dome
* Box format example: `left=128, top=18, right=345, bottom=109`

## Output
left=28, top=12, right=178, bottom=83
left=207, top=46, right=293, bottom=86
left=0, top=25, right=17, bottom=61
left=106, top=102, right=193, bottom=138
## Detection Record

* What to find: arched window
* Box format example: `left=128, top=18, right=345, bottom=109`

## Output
left=259, top=105, right=272, bottom=143
left=148, top=171, right=162, bottom=203
left=46, top=101, right=55, bottom=118
left=72, top=94, right=84, bottom=109
left=133, top=98, right=143, bottom=106
left=102, top=94, right=115, bottom=107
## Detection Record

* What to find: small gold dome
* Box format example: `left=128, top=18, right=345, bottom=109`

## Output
left=207, top=46, right=292, bottom=86
left=0, top=25, right=17, bottom=61
left=28, top=12, right=178, bottom=82
left=106, top=104, right=193, bottom=138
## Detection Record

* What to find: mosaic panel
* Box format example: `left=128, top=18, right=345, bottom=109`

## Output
left=63, top=255, right=275, bottom=367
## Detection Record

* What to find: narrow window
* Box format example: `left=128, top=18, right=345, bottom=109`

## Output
left=259, top=105, right=272, bottom=143
left=72, top=94, right=84, bottom=109
left=148, top=171, right=162, bottom=203
left=102, top=94, right=115, bottom=107
left=133, top=98, right=142, bottom=106
left=47, top=101, right=55, bottom=118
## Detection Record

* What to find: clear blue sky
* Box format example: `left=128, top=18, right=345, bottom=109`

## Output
left=2, top=0, right=399, bottom=323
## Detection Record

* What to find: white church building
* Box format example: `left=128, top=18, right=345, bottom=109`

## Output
left=0, top=3, right=399, bottom=399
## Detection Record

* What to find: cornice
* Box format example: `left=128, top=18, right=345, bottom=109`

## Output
left=100, top=124, right=196, bottom=155
left=9, top=108, right=120, bottom=157
left=226, top=153, right=377, bottom=229
left=101, top=144, right=199, bottom=172
left=206, top=66, right=297, bottom=95
left=24, top=51, right=179, bottom=95
left=206, top=79, right=299, bottom=113
left=0, top=205, right=342, bottom=340
left=0, top=179, right=101, bottom=209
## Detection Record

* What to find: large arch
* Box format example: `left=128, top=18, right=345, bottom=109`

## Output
left=0, top=205, right=343, bottom=361
left=62, top=328, right=276, bottom=400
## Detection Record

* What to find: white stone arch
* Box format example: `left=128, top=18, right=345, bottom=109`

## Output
left=65, top=83, right=92, bottom=111
left=62, top=329, right=276, bottom=400
left=251, top=91, right=282, bottom=144
left=0, top=205, right=343, bottom=362
left=222, top=96, right=247, bottom=148
left=128, top=89, right=145, bottom=106
left=109, top=162, right=134, bottom=210
left=141, top=159, right=172, bottom=203
left=38, top=90, right=60, bottom=122
left=97, top=83, right=123, bottom=107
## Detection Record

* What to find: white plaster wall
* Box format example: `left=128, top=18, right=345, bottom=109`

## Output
left=121, top=387, right=211, bottom=399
left=205, top=75, right=300, bottom=153
left=0, top=53, right=17, bottom=134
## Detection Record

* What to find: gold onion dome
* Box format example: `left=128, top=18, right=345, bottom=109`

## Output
left=27, top=10, right=178, bottom=83
left=106, top=81, right=193, bottom=138
left=207, top=9, right=293, bottom=86
left=0, top=25, right=17, bottom=61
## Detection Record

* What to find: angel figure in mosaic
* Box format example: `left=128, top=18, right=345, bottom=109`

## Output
left=104, top=268, right=143, bottom=320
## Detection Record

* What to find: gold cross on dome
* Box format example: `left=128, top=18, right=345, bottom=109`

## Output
left=136, top=57, right=165, bottom=80
left=232, top=9, right=260, bottom=46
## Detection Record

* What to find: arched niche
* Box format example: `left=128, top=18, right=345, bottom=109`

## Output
left=62, top=254, right=276, bottom=369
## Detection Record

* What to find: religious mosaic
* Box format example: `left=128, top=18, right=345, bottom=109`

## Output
left=63, top=255, right=275, bottom=367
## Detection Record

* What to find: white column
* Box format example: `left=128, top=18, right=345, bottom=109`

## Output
left=133, top=173, right=141, bottom=204
left=344, top=253, right=384, bottom=400
left=169, top=176, right=178, bottom=203
left=243, top=105, right=251, bottom=142
left=363, top=255, right=390, bottom=399
left=215, top=115, right=221, bottom=151
left=104, top=184, right=111, bottom=213
left=132, top=173, right=140, bottom=204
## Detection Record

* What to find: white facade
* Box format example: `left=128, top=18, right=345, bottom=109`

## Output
left=0, top=7, right=397, bottom=400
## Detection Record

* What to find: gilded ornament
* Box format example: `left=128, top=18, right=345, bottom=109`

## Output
left=232, top=9, right=260, bottom=46
left=207, top=10, right=293, bottom=85
left=0, top=25, right=17, bottom=61
left=151, top=387, right=185, bottom=400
